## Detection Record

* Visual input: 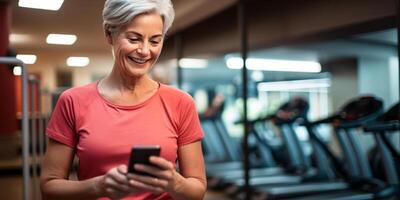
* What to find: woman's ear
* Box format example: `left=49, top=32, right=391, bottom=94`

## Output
left=105, top=30, right=113, bottom=45
left=104, top=25, right=113, bottom=45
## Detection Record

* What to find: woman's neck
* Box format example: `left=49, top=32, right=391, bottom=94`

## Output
left=98, top=67, right=158, bottom=105
left=108, top=66, right=157, bottom=92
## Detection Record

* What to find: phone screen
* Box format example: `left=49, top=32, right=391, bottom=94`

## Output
left=128, top=145, right=161, bottom=176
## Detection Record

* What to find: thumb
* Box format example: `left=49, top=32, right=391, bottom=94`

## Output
left=117, top=164, right=128, bottom=174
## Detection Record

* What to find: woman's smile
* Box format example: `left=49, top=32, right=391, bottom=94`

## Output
left=128, top=56, right=150, bottom=65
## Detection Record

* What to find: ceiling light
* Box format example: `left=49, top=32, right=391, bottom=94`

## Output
left=257, top=79, right=330, bottom=91
left=67, top=57, right=90, bottom=67
left=226, top=57, right=321, bottom=73
left=13, top=66, right=22, bottom=76
left=16, top=54, right=37, bottom=64
left=179, top=58, right=208, bottom=69
left=46, top=34, right=77, bottom=45
left=18, top=0, right=64, bottom=11
left=9, top=34, right=32, bottom=44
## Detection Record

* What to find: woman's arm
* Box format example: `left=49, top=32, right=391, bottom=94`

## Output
left=170, top=141, right=207, bottom=200
left=40, top=139, right=134, bottom=200
left=40, top=139, right=101, bottom=200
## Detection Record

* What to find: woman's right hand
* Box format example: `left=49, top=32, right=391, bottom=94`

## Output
left=96, top=165, right=135, bottom=199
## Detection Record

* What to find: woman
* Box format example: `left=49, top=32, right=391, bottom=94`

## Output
left=40, top=0, right=206, bottom=199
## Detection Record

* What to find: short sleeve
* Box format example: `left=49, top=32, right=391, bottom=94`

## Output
left=177, top=95, right=204, bottom=146
left=46, top=91, right=77, bottom=148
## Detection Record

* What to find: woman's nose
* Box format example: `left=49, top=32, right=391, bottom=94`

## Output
left=136, top=43, right=150, bottom=56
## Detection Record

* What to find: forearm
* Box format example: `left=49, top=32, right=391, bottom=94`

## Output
left=168, top=175, right=206, bottom=200
left=41, top=176, right=103, bottom=200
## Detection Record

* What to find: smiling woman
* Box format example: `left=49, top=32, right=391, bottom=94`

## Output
left=39, top=0, right=207, bottom=200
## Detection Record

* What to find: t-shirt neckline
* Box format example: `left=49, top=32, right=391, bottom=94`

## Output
left=95, top=81, right=162, bottom=110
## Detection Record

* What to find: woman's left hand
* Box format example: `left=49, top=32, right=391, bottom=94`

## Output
left=126, top=156, right=181, bottom=194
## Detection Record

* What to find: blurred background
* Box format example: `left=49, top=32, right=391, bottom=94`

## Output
left=0, top=0, right=399, bottom=199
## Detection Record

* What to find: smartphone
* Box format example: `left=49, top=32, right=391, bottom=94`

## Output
left=128, top=145, right=161, bottom=176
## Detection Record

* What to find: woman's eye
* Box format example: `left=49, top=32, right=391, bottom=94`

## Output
left=128, top=38, right=140, bottom=42
left=150, top=40, right=160, bottom=45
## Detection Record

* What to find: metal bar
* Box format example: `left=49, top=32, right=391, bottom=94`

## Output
left=213, top=120, right=239, bottom=161
left=280, top=125, right=302, bottom=168
left=305, top=125, right=350, bottom=180
left=375, top=133, right=399, bottom=184
left=37, top=80, right=44, bottom=158
left=22, top=64, right=31, bottom=200
left=29, top=77, right=41, bottom=200
left=0, top=57, right=30, bottom=200
left=289, top=124, right=310, bottom=168
left=238, top=0, right=250, bottom=199
left=396, top=0, right=399, bottom=67
left=311, top=137, right=335, bottom=179
left=252, top=125, right=277, bottom=167
left=30, top=80, right=37, bottom=200
left=346, top=129, right=372, bottom=178
left=336, top=128, right=360, bottom=176
left=37, top=82, right=43, bottom=200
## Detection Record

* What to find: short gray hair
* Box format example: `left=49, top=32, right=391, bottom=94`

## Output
left=103, top=0, right=175, bottom=35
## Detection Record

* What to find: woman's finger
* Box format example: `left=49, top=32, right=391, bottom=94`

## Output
left=149, top=156, right=174, bottom=170
left=117, top=165, right=128, bottom=174
left=108, top=166, right=130, bottom=185
left=132, top=164, right=161, bottom=176
left=104, top=175, right=132, bottom=193
left=128, top=173, right=168, bottom=188
left=128, top=164, right=173, bottom=181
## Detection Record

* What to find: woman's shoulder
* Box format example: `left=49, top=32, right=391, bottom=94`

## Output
left=59, top=82, right=98, bottom=101
left=159, top=83, right=194, bottom=103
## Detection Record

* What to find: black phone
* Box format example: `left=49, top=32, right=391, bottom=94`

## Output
left=128, top=145, right=161, bottom=176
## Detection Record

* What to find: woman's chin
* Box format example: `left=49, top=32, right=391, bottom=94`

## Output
left=120, top=61, right=153, bottom=78
left=125, top=68, right=149, bottom=78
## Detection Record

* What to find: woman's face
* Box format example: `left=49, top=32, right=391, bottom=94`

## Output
left=109, top=12, right=164, bottom=78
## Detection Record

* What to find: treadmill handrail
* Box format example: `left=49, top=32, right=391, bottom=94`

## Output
left=302, top=115, right=339, bottom=126
left=336, top=109, right=383, bottom=129
left=363, top=121, right=400, bottom=132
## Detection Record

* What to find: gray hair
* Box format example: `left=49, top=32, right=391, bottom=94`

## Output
left=103, top=0, right=175, bottom=36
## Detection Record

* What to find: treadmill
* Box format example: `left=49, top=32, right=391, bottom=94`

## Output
left=206, top=98, right=319, bottom=191
left=201, top=98, right=288, bottom=189
left=293, top=101, right=400, bottom=200
left=362, top=102, right=400, bottom=197
left=249, top=96, right=398, bottom=199
left=214, top=98, right=346, bottom=197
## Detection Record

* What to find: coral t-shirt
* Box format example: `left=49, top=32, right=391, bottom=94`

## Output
left=46, top=82, right=204, bottom=200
